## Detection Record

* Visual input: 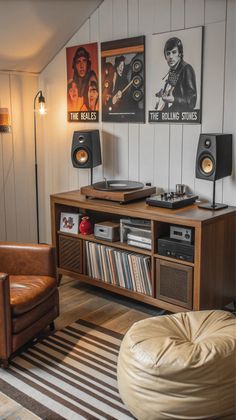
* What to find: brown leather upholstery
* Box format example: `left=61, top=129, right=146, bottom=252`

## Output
left=0, top=243, right=59, bottom=368
left=117, top=310, right=236, bottom=420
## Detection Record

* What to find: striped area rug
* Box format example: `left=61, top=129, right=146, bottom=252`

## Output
left=0, top=319, right=134, bottom=419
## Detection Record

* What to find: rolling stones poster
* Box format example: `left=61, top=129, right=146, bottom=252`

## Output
left=148, top=27, right=203, bottom=124
left=66, top=42, right=99, bottom=122
left=101, top=36, right=145, bottom=123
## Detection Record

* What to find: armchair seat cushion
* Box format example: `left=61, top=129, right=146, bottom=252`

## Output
left=12, top=290, right=59, bottom=334
left=10, top=275, right=57, bottom=316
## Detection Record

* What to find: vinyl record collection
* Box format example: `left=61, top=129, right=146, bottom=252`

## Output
left=85, top=241, right=152, bottom=295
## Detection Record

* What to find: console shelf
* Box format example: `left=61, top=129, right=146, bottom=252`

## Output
left=153, top=253, right=194, bottom=267
left=51, top=190, right=236, bottom=312
left=57, top=231, right=152, bottom=256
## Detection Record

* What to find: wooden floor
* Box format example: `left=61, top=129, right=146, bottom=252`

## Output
left=0, top=276, right=164, bottom=419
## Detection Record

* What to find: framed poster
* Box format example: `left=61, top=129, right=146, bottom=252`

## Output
left=66, top=42, right=99, bottom=122
left=148, top=27, right=203, bottom=124
left=101, top=36, right=145, bottom=123
left=60, top=212, right=80, bottom=234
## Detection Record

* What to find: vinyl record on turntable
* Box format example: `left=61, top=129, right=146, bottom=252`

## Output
left=92, top=180, right=144, bottom=191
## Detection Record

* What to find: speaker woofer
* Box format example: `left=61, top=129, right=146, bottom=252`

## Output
left=200, top=155, right=215, bottom=175
left=132, top=59, right=143, bottom=73
left=132, top=89, right=143, bottom=102
left=132, top=74, right=143, bottom=88
left=75, top=149, right=89, bottom=165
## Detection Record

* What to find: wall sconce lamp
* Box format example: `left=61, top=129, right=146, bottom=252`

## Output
left=0, top=108, right=11, bottom=133
left=34, top=90, right=46, bottom=243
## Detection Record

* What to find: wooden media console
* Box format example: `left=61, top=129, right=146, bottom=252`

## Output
left=51, top=190, right=236, bottom=313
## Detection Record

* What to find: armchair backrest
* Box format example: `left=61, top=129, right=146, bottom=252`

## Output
left=0, top=243, right=56, bottom=276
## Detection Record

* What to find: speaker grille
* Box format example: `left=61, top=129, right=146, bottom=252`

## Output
left=156, top=259, right=193, bottom=309
left=59, top=235, right=83, bottom=273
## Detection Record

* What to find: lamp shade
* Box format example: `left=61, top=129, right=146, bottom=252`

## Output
left=0, top=108, right=11, bottom=132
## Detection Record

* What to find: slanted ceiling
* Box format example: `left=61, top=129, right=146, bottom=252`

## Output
left=0, top=0, right=103, bottom=73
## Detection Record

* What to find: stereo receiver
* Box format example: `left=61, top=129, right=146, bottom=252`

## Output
left=158, top=237, right=194, bottom=263
left=170, top=225, right=193, bottom=243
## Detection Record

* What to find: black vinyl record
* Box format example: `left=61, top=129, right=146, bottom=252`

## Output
left=93, top=180, right=144, bottom=191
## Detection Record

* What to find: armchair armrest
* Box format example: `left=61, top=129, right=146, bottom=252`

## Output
left=0, top=273, right=11, bottom=361
left=0, top=243, right=56, bottom=277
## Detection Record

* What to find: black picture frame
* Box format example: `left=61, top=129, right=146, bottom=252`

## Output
left=101, top=36, right=145, bottom=123
left=148, top=27, right=203, bottom=124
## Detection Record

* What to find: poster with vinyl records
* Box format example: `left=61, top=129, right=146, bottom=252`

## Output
left=148, top=27, right=203, bottom=124
left=101, top=36, right=145, bottom=123
left=66, top=42, right=99, bottom=122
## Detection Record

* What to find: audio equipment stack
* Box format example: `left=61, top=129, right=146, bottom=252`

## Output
left=146, top=191, right=198, bottom=209
left=158, top=225, right=194, bottom=263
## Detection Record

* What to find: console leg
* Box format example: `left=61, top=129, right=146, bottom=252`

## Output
left=57, top=274, right=63, bottom=286
left=49, top=322, right=55, bottom=331
left=1, top=359, right=9, bottom=369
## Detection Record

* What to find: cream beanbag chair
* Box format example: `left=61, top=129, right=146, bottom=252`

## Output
left=117, top=310, right=236, bottom=420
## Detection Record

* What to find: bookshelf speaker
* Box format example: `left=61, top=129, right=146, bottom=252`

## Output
left=195, top=134, right=232, bottom=181
left=156, top=259, right=193, bottom=309
left=71, top=129, right=101, bottom=169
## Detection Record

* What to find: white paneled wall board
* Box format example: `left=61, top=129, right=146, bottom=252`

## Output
left=128, top=124, right=140, bottom=181
left=222, top=0, right=236, bottom=206
left=154, top=124, right=170, bottom=191
left=11, top=74, right=38, bottom=242
left=171, top=0, right=185, bottom=30
left=205, top=0, right=226, bottom=24
left=0, top=71, right=38, bottom=243
left=185, top=0, right=204, bottom=28
left=169, top=125, right=183, bottom=191
left=182, top=124, right=201, bottom=194
left=128, top=0, right=139, bottom=36
left=0, top=133, right=6, bottom=239
left=195, top=20, right=226, bottom=202
left=0, top=74, right=16, bottom=241
left=36, top=0, right=236, bottom=244
left=153, top=0, right=171, bottom=34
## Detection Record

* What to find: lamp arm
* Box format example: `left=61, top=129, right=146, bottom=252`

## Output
left=34, top=90, right=42, bottom=110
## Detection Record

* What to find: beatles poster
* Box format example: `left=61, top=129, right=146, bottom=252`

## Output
left=66, top=42, right=99, bottom=122
left=148, top=27, right=203, bottom=124
left=101, top=36, right=145, bottom=123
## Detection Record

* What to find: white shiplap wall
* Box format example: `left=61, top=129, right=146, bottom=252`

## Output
left=23, top=0, right=236, bottom=243
left=0, top=72, right=38, bottom=242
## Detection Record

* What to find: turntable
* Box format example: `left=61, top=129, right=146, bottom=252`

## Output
left=80, top=179, right=156, bottom=203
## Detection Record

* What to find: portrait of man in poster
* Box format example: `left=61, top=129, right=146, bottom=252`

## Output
left=149, top=26, right=203, bottom=124
left=66, top=42, right=99, bottom=122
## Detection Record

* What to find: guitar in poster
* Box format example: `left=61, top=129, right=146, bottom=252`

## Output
left=101, top=36, right=145, bottom=123
left=148, top=27, right=203, bottom=124
left=66, top=42, right=99, bottom=122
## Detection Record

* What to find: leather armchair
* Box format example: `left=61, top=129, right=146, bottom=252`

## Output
left=0, top=242, right=59, bottom=368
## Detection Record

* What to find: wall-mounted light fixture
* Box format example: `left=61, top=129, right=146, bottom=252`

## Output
left=34, top=90, right=46, bottom=243
left=0, top=108, right=11, bottom=132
